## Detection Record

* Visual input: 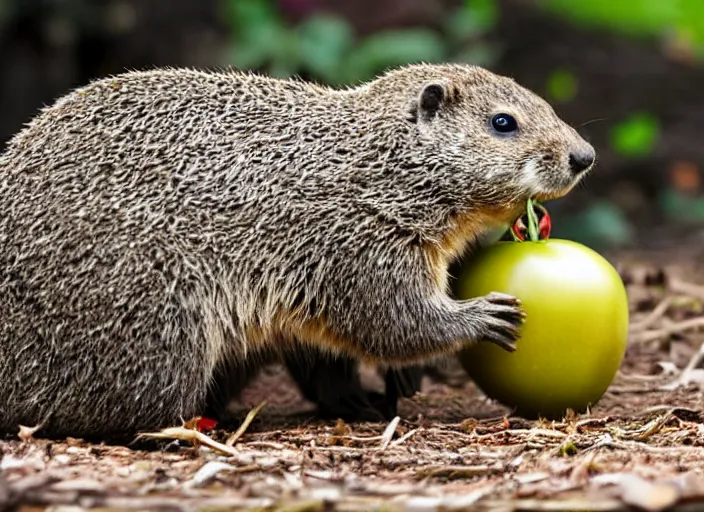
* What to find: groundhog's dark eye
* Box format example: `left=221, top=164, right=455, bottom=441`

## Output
left=491, top=113, right=518, bottom=134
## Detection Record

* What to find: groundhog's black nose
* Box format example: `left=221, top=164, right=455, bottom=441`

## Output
left=569, top=149, right=595, bottom=174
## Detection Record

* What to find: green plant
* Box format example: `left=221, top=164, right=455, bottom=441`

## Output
left=220, top=0, right=297, bottom=77
left=219, top=0, right=501, bottom=85
left=552, top=201, right=635, bottom=250
left=545, top=68, right=578, bottom=103
left=609, top=112, right=660, bottom=159
left=659, top=188, right=704, bottom=222
left=537, top=0, right=704, bottom=60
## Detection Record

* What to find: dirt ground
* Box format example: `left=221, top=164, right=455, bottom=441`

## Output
left=4, top=247, right=704, bottom=512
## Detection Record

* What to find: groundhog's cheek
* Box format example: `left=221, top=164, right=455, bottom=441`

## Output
left=538, top=152, right=560, bottom=170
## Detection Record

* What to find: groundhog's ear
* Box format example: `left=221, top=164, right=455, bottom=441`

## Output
left=408, top=81, right=459, bottom=123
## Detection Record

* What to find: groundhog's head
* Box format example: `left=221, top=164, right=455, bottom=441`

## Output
left=388, top=64, right=595, bottom=207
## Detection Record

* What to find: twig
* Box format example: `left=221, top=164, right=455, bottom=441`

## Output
left=614, top=369, right=666, bottom=382
left=669, top=277, right=704, bottom=303
left=629, top=296, right=676, bottom=333
left=136, top=427, right=238, bottom=457
left=390, top=428, right=419, bottom=447
left=415, top=464, right=494, bottom=480
left=378, top=416, right=400, bottom=451
left=637, top=415, right=673, bottom=440
left=135, top=401, right=266, bottom=455
left=575, top=417, right=612, bottom=429
left=608, top=412, right=674, bottom=441
left=226, top=400, right=267, bottom=446
left=335, top=435, right=385, bottom=443
left=313, top=445, right=368, bottom=453
left=479, top=498, right=624, bottom=511
left=607, top=386, right=663, bottom=394
left=525, top=428, right=569, bottom=440
left=659, top=342, right=704, bottom=391
left=582, top=434, right=617, bottom=453
left=631, top=317, right=704, bottom=344
left=244, top=441, right=286, bottom=450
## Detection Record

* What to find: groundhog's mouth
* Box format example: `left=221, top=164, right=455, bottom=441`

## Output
left=522, top=156, right=591, bottom=204
left=533, top=187, right=573, bottom=203
left=532, top=175, right=585, bottom=202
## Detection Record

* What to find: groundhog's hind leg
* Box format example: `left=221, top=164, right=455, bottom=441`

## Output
left=283, top=349, right=385, bottom=421
left=384, top=365, right=424, bottom=410
left=203, top=350, right=276, bottom=422
left=283, top=346, right=423, bottom=421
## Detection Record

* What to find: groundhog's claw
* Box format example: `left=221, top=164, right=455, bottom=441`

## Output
left=484, top=291, right=521, bottom=306
left=473, top=292, right=525, bottom=352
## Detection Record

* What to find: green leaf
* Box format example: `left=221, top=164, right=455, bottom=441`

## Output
left=555, top=202, right=634, bottom=249
left=465, top=0, right=499, bottom=32
left=223, top=22, right=286, bottom=69
left=297, top=14, right=355, bottom=84
left=610, top=112, right=660, bottom=159
left=538, top=0, right=679, bottom=38
left=581, top=202, right=634, bottom=243
left=267, top=29, right=305, bottom=78
left=344, top=29, right=447, bottom=82
left=447, top=0, right=498, bottom=40
left=222, top=0, right=281, bottom=33
left=545, top=68, right=578, bottom=103
left=223, top=42, right=269, bottom=69
left=536, top=0, right=704, bottom=62
left=659, top=188, right=704, bottom=221
left=678, top=0, right=704, bottom=46
left=220, top=0, right=300, bottom=73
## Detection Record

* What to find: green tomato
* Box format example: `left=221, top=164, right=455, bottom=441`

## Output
left=455, top=238, right=629, bottom=420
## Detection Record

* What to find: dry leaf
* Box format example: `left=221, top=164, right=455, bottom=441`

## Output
left=592, top=473, right=680, bottom=512
left=17, top=424, right=41, bottom=442
left=187, top=461, right=238, bottom=487
left=379, top=416, right=400, bottom=450
left=226, top=400, right=267, bottom=446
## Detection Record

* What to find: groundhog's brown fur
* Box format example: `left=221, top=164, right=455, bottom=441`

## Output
left=0, top=63, right=595, bottom=438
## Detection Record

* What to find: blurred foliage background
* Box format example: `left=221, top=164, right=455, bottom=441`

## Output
left=1, top=0, right=704, bottom=252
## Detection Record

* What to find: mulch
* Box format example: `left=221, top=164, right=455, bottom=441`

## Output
left=3, top=247, right=704, bottom=512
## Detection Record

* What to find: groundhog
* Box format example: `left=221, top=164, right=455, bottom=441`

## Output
left=0, top=63, right=595, bottom=439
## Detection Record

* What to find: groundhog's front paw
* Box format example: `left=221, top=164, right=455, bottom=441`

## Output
left=471, top=292, right=525, bottom=352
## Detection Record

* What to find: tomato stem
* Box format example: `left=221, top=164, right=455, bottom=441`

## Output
left=508, top=198, right=550, bottom=242
left=526, top=198, right=540, bottom=242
